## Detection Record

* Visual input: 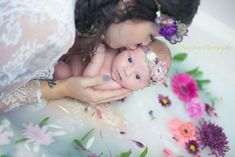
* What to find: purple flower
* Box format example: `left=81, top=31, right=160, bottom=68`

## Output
left=158, top=94, right=172, bottom=107
left=23, top=123, right=54, bottom=145
left=198, top=122, right=229, bottom=157
left=186, top=140, right=200, bottom=155
left=186, top=97, right=205, bottom=119
left=160, top=24, right=177, bottom=37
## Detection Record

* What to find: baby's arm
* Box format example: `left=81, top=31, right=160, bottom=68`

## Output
left=83, top=44, right=105, bottom=77
left=54, top=61, right=72, bottom=80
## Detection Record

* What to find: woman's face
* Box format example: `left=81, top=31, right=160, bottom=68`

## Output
left=103, top=20, right=159, bottom=49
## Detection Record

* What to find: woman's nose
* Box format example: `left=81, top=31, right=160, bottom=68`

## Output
left=141, top=37, right=152, bottom=46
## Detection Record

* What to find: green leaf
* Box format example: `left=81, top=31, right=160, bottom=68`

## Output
left=119, top=149, right=132, bottom=157
left=173, top=53, right=187, bottom=61
left=81, top=128, right=95, bottom=142
left=39, top=117, right=50, bottom=128
left=186, top=67, right=203, bottom=78
left=0, top=155, right=9, bottom=157
left=15, top=138, right=28, bottom=144
left=73, top=139, right=86, bottom=150
left=139, top=147, right=148, bottom=157
left=196, top=79, right=211, bottom=90
left=196, top=79, right=211, bottom=84
left=98, top=152, right=104, bottom=157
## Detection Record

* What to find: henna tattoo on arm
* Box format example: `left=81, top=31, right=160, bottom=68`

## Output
left=47, top=79, right=57, bottom=89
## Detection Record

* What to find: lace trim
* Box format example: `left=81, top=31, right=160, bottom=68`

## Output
left=0, top=80, right=47, bottom=112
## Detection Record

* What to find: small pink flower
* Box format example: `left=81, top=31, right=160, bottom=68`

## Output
left=23, top=123, right=54, bottom=145
left=186, top=98, right=205, bottom=119
left=169, top=118, right=196, bottom=145
left=163, top=148, right=177, bottom=157
left=171, top=73, right=198, bottom=102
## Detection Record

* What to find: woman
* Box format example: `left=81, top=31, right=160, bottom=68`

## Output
left=0, top=0, right=200, bottom=112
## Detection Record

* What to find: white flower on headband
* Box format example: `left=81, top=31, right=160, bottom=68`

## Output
left=140, top=45, right=167, bottom=85
left=146, top=51, right=157, bottom=61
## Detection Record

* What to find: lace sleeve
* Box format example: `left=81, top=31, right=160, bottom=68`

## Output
left=0, top=80, right=46, bottom=112
left=0, top=0, right=76, bottom=112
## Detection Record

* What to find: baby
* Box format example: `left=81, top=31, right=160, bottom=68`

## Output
left=54, top=39, right=171, bottom=91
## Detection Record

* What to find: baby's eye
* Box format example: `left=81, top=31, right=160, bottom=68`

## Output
left=128, top=57, right=133, bottom=63
left=135, top=74, right=141, bottom=80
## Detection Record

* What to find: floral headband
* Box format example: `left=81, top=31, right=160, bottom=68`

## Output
left=139, top=45, right=167, bottom=85
left=153, top=0, right=188, bottom=44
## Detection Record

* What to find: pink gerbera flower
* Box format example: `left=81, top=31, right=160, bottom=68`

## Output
left=169, top=118, right=196, bottom=145
left=186, top=97, right=205, bottom=119
left=23, top=123, right=54, bottom=145
left=171, top=73, right=198, bottom=102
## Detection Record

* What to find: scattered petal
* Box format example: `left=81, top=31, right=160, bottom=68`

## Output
left=57, top=105, right=70, bottom=115
left=131, top=140, right=145, bottom=148
left=120, top=131, right=126, bottom=135
left=85, top=136, right=95, bottom=149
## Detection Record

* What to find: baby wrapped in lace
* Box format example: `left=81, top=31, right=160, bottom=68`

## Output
left=55, top=39, right=171, bottom=91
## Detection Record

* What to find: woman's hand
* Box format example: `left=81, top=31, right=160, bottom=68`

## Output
left=41, top=75, right=131, bottom=104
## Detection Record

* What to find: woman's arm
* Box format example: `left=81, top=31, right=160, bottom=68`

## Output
left=40, top=75, right=131, bottom=105
left=0, top=75, right=130, bottom=112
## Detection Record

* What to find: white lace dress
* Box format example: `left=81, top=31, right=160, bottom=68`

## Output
left=0, top=0, right=76, bottom=112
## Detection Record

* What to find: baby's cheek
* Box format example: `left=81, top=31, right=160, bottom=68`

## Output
left=122, top=81, right=139, bottom=91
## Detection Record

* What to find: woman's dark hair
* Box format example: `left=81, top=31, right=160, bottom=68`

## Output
left=74, top=0, right=200, bottom=57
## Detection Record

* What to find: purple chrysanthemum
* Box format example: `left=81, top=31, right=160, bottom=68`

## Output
left=186, top=140, right=200, bottom=155
left=198, top=122, right=229, bottom=157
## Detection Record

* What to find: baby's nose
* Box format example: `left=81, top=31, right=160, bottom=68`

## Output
left=124, top=67, right=131, bottom=77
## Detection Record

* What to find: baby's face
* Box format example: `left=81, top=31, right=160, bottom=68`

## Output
left=111, top=47, right=151, bottom=90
